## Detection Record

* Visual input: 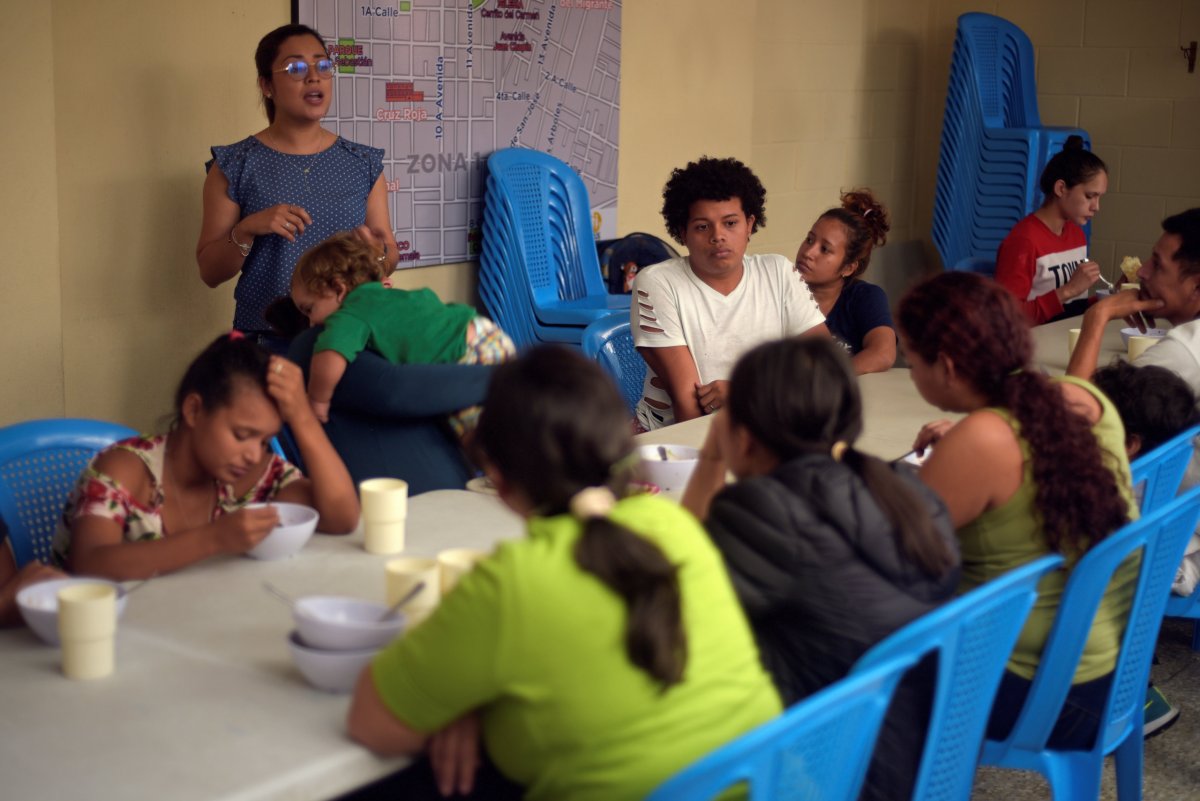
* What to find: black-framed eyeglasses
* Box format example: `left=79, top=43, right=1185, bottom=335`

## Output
left=274, top=58, right=336, bottom=81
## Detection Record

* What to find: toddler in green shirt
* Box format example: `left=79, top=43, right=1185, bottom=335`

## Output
left=291, top=231, right=514, bottom=434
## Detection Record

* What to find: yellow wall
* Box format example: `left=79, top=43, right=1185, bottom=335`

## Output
left=5, top=0, right=1200, bottom=430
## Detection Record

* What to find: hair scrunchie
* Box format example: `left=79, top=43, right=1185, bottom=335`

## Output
left=569, top=486, right=617, bottom=520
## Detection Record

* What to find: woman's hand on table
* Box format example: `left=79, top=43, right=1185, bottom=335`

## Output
left=695, top=380, right=729, bottom=415
left=239, top=204, right=313, bottom=244
left=429, top=711, right=481, bottom=797
left=913, top=419, right=955, bottom=454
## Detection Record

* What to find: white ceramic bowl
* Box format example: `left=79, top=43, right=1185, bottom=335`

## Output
left=16, top=578, right=130, bottom=646
left=1120, top=327, right=1167, bottom=348
left=245, top=502, right=319, bottom=561
left=634, top=444, right=701, bottom=494
left=293, top=595, right=405, bottom=651
left=287, top=630, right=380, bottom=693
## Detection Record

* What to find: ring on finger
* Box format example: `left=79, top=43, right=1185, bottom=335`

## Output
left=273, top=362, right=283, bottom=375
left=285, top=222, right=294, bottom=231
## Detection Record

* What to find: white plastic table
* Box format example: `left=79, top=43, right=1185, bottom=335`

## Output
left=0, top=490, right=524, bottom=801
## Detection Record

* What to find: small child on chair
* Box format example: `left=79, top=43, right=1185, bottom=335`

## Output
left=291, top=231, right=515, bottom=437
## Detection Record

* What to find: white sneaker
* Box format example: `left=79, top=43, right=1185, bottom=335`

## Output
left=1172, top=552, right=1200, bottom=597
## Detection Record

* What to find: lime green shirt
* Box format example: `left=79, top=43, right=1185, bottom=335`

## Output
left=370, top=494, right=781, bottom=801
left=957, top=375, right=1138, bottom=683
left=315, top=282, right=477, bottom=364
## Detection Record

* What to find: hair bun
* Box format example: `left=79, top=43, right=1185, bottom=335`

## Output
left=840, top=188, right=890, bottom=247
left=1063, top=134, right=1085, bottom=152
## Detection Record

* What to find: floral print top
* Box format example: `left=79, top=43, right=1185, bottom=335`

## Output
left=51, top=434, right=302, bottom=566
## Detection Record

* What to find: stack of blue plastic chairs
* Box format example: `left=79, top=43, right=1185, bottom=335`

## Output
left=480, top=148, right=630, bottom=349
left=933, top=12, right=1092, bottom=272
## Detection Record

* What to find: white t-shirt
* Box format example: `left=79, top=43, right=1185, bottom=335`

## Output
left=630, top=254, right=824, bottom=430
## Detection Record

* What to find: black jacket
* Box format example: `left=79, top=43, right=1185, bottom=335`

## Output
left=706, top=453, right=960, bottom=801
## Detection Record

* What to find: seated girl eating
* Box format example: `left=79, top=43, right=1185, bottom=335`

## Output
left=290, top=232, right=515, bottom=434
left=52, top=334, right=359, bottom=580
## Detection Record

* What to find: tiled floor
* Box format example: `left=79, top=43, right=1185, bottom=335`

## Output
left=970, top=617, right=1200, bottom=800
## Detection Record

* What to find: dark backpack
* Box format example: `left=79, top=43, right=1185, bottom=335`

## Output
left=596, top=232, right=679, bottom=294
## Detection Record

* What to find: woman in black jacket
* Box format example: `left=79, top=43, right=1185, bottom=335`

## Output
left=683, top=337, right=960, bottom=801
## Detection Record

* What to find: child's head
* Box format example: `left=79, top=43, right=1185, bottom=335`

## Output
left=797, top=189, right=891, bottom=285
left=475, top=346, right=687, bottom=689
left=660, top=156, right=766, bottom=246
left=725, top=337, right=863, bottom=473
left=173, top=334, right=281, bottom=483
left=1038, top=135, right=1108, bottom=227
left=475, top=346, right=632, bottom=507
left=1092, top=360, right=1198, bottom=457
left=291, top=232, right=389, bottom=325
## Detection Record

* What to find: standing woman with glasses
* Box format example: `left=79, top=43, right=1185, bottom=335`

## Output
left=197, top=24, right=399, bottom=350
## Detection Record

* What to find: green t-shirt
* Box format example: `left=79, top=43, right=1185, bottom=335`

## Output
left=315, top=282, right=477, bottom=364
left=957, top=375, right=1139, bottom=683
left=370, top=493, right=781, bottom=801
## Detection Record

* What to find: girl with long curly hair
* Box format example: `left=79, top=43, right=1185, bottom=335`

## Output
left=898, top=271, right=1136, bottom=749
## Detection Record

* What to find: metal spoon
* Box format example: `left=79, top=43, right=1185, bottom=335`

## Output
left=378, top=581, right=426, bottom=622
left=657, top=446, right=669, bottom=461
left=262, top=581, right=295, bottom=608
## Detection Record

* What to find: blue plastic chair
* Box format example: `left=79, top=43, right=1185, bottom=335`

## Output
left=1129, top=423, right=1199, bottom=514
left=850, top=553, right=1063, bottom=801
left=0, top=418, right=137, bottom=567
left=581, top=314, right=645, bottom=414
left=645, top=655, right=913, bottom=801
left=485, top=149, right=630, bottom=327
left=950, top=256, right=996, bottom=277
left=1134, top=424, right=1200, bottom=649
left=979, top=485, right=1200, bottom=801
left=932, top=13, right=1091, bottom=271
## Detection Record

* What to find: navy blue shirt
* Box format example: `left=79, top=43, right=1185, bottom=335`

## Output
left=826, top=280, right=895, bottom=355
left=207, top=136, right=384, bottom=332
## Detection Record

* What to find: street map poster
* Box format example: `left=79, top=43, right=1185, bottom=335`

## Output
left=296, top=0, right=622, bottom=268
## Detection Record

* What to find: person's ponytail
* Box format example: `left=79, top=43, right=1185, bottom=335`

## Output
left=572, top=488, right=686, bottom=689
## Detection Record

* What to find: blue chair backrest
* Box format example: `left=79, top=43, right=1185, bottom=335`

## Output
left=487, top=148, right=606, bottom=306
left=582, top=315, right=645, bottom=414
left=645, top=654, right=913, bottom=801
left=958, top=12, right=1040, bottom=129
left=0, top=418, right=137, bottom=566
left=983, top=485, right=1200, bottom=764
left=850, top=553, right=1062, bottom=801
left=1129, top=423, right=1199, bottom=514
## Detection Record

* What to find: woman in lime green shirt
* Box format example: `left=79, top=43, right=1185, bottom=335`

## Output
left=897, top=272, right=1135, bottom=750
left=346, top=347, right=781, bottom=799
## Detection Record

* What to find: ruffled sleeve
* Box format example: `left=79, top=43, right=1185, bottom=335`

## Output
left=336, top=138, right=385, bottom=185
left=206, top=137, right=258, bottom=205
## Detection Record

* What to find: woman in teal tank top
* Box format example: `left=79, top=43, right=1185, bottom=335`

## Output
left=896, top=272, right=1135, bottom=749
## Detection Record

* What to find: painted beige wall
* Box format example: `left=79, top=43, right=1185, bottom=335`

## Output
left=8, top=0, right=1200, bottom=430
left=0, top=2, right=64, bottom=424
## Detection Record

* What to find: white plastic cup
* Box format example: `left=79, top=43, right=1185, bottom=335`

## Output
left=57, top=583, right=116, bottom=680
left=437, top=548, right=488, bottom=594
left=1128, top=335, right=1159, bottom=361
left=360, top=478, right=409, bottom=555
left=385, top=557, right=442, bottom=624
left=1067, top=328, right=1081, bottom=356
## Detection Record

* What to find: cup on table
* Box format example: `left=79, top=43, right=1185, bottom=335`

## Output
left=1128, top=335, right=1159, bottom=361
left=437, top=548, right=488, bottom=594
left=385, top=556, right=442, bottom=625
left=360, top=478, right=408, bottom=555
left=1123, top=283, right=1141, bottom=294
left=57, top=583, right=117, bottom=680
left=1067, top=328, right=1081, bottom=357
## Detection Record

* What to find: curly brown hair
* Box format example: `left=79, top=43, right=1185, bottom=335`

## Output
left=292, top=231, right=388, bottom=295
left=897, top=272, right=1129, bottom=555
left=660, top=156, right=766, bottom=245
left=818, top=188, right=890, bottom=280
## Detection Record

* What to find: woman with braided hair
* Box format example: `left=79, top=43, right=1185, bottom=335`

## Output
left=346, top=346, right=779, bottom=801
left=900, top=271, right=1136, bottom=749
left=794, top=188, right=897, bottom=373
